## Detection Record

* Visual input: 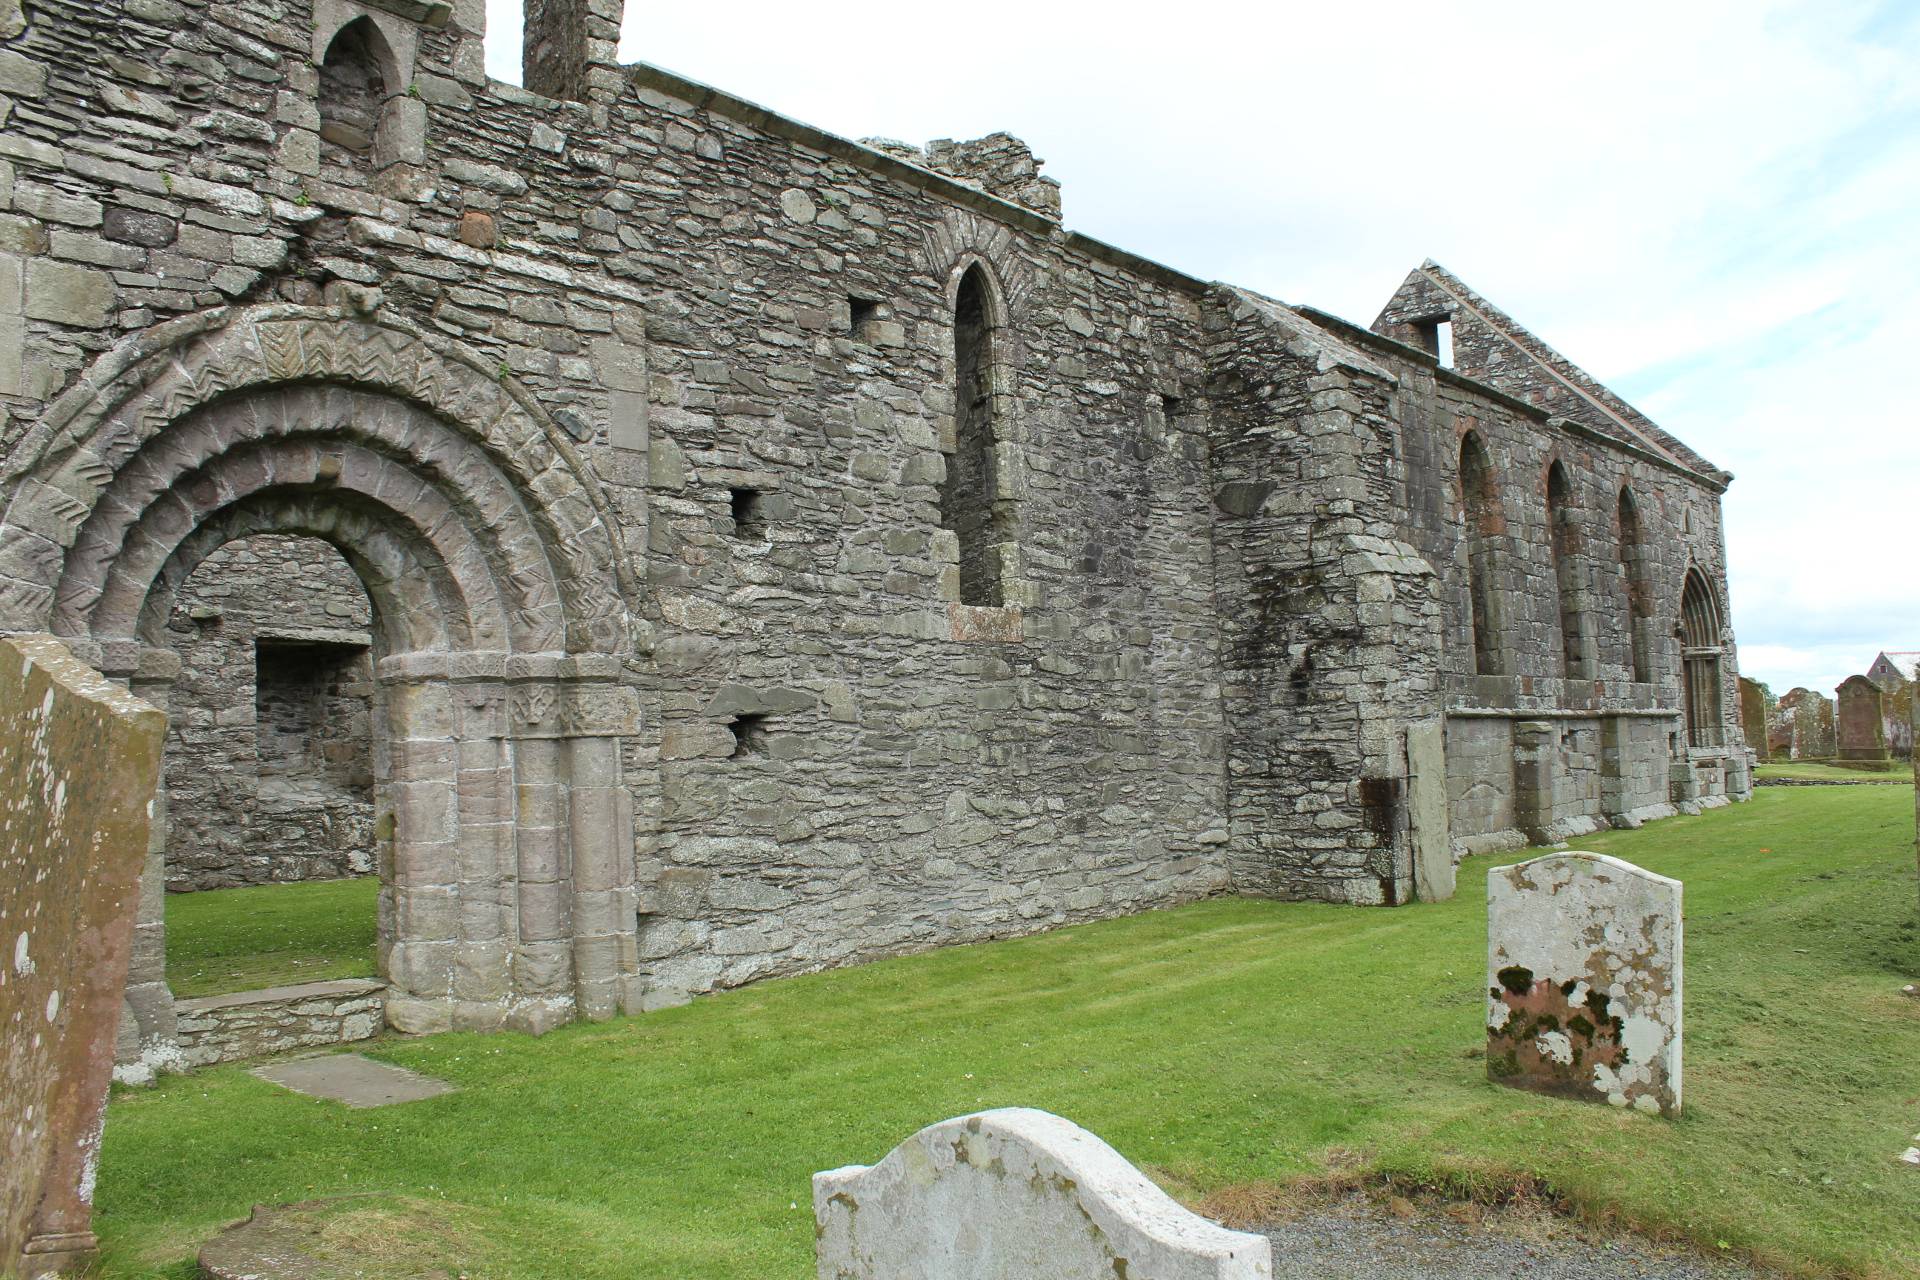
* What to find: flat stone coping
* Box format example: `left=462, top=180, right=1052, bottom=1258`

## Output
left=176, top=978, right=385, bottom=1015
left=252, top=1053, right=451, bottom=1108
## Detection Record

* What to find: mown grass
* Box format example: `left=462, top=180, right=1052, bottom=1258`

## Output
left=164, top=876, right=380, bottom=999
left=103, top=789, right=1920, bottom=1278
left=1757, top=760, right=1913, bottom=783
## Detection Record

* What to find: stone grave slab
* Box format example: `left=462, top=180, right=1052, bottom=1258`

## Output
left=252, top=1052, right=452, bottom=1108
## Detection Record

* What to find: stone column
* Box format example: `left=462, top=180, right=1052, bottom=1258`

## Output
left=379, top=653, right=461, bottom=1034
left=509, top=734, right=573, bottom=1033
left=99, top=643, right=183, bottom=1080
left=505, top=655, right=644, bottom=1030
left=450, top=670, right=515, bottom=1028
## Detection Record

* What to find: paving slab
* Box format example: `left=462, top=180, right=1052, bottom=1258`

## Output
left=251, top=1053, right=452, bottom=1108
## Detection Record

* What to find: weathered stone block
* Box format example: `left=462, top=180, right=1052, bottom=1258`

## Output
left=1, top=635, right=165, bottom=1276
left=1487, top=852, right=1681, bottom=1116
left=24, top=258, right=115, bottom=327
left=814, top=1109, right=1271, bottom=1278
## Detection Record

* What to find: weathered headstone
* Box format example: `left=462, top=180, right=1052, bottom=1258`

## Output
left=813, top=1108, right=1272, bottom=1279
left=1737, top=675, right=1770, bottom=761
left=1486, top=853, right=1682, bottom=1116
left=1836, top=674, right=1889, bottom=761
left=0, top=635, right=166, bottom=1277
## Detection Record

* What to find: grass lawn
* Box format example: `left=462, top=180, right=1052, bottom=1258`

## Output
left=1757, top=761, right=1912, bottom=783
left=103, top=789, right=1920, bottom=1278
left=164, top=876, right=380, bottom=999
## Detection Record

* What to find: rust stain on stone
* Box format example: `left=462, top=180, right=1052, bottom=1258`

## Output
left=1485, top=967, right=1626, bottom=1100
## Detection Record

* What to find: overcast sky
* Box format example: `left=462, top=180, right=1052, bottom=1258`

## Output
left=489, top=1, right=1919, bottom=698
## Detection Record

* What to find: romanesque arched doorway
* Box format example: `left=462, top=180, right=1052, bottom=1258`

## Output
left=0, top=305, right=647, bottom=1072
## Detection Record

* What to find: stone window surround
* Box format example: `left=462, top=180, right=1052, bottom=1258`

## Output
left=936, top=252, right=1031, bottom=639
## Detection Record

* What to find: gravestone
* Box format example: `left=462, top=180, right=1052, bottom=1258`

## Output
left=1407, top=718, right=1454, bottom=902
left=813, top=1108, right=1272, bottom=1279
left=0, top=635, right=166, bottom=1277
left=1486, top=852, right=1682, bottom=1116
left=1737, top=676, right=1769, bottom=761
left=1836, top=675, right=1888, bottom=761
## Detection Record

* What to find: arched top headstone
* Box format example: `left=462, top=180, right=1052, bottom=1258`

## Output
left=813, top=1108, right=1272, bottom=1279
left=1486, top=852, right=1683, bottom=1116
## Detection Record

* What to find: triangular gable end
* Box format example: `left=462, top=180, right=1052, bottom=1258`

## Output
left=1370, top=260, right=1726, bottom=484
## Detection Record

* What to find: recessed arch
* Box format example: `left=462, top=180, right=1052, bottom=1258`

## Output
left=319, top=16, right=398, bottom=166
left=1457, top=430, right=1504, bottom=676
left=1617, top=485, right=1652, bottom=682
left=1679, top=565, right=1724, bottom=748
left=0, top=307, right=646, bottom=1065
left=1545, top=459, right=1590, bottom=680
left=942, top=261, right=1016, bottom=608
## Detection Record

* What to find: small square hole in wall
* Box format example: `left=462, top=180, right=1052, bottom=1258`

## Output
left=730, top=488, right=767, bottom=541
left=730, top=713, right=770, bottom=759
left=1161, top=394, right=1185, bottom=421
left=848, top=296, right=883, bottom=342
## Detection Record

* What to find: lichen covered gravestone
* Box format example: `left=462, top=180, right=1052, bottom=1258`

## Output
left=0, top=635, right=165, bottom=1277
left=813, top=1108, right=1272, bottom=1279
left=1486, top=853, right=1682, bottom=1116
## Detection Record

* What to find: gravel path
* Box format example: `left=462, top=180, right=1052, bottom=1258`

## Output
left=1260, top=1192, right=1766, bottom=1279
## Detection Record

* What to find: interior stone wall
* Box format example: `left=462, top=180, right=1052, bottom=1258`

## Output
left=163, top=535, right=376, bottom=890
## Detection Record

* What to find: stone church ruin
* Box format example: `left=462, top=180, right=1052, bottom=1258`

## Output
left=0, top=0, right=1748, bottom=1070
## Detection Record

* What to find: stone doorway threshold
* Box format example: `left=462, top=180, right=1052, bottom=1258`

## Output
left=1254, top=1189, right=1772, bottom=1279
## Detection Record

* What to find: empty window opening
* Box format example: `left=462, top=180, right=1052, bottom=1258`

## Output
left=730, top=488, right=768, bottom=541
left=729, top=713, right=770, bottom=759
left=1458, top=431, right=1504, bottom=676
left=1546, top=461, right=1589, bottom=680
left=941, top=264, right=1009, bottom=607
left=1161, top=394, right=1185, bottom=421
left=1618, top=487, right=1653, bottom=682
left=1411, top=316, right=1454, bottom=367
left=255, top=637, right=375, bottom=799
left=849, top=296, right=883, bottom=342
left=318, top=17, right=393, bottom=166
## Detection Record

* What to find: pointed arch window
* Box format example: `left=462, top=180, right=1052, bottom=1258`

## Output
left=1546, top=461, right=1590, bottom=680
left=1680, top=568, right=1724, bottom=748
left=942, top=264, right=1013, bottom=607
left=1617, top=487, right=1653, bottom=682
left=1457, top=431, right=1504, bottom=676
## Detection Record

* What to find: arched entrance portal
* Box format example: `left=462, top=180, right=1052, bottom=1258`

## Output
left=0, top=305, right=648, bottom=1069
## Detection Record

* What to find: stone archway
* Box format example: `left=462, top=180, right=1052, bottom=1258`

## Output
left=0, top=304, right=648, bottom=1072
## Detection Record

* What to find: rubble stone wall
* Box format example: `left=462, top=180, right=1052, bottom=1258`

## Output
left=0, top=0, right=1750, bottom=1024
left=1365, top=278, right=1746, bottom=845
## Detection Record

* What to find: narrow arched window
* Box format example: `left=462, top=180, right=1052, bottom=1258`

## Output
left=942, top=264, right=1008, bottom=607
left=1679, top=568, right=1723, bottom=748
left=1617, top=487, right=1652, bottom=682
left=318, top=18, right=393, bottom=168
left=1546, top=461, right=1589, bottom=680
left=1457, top=431, right=1503, bottom=676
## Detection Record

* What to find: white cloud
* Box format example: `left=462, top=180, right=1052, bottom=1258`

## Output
left=480, top=0, right=1918, bottom=696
